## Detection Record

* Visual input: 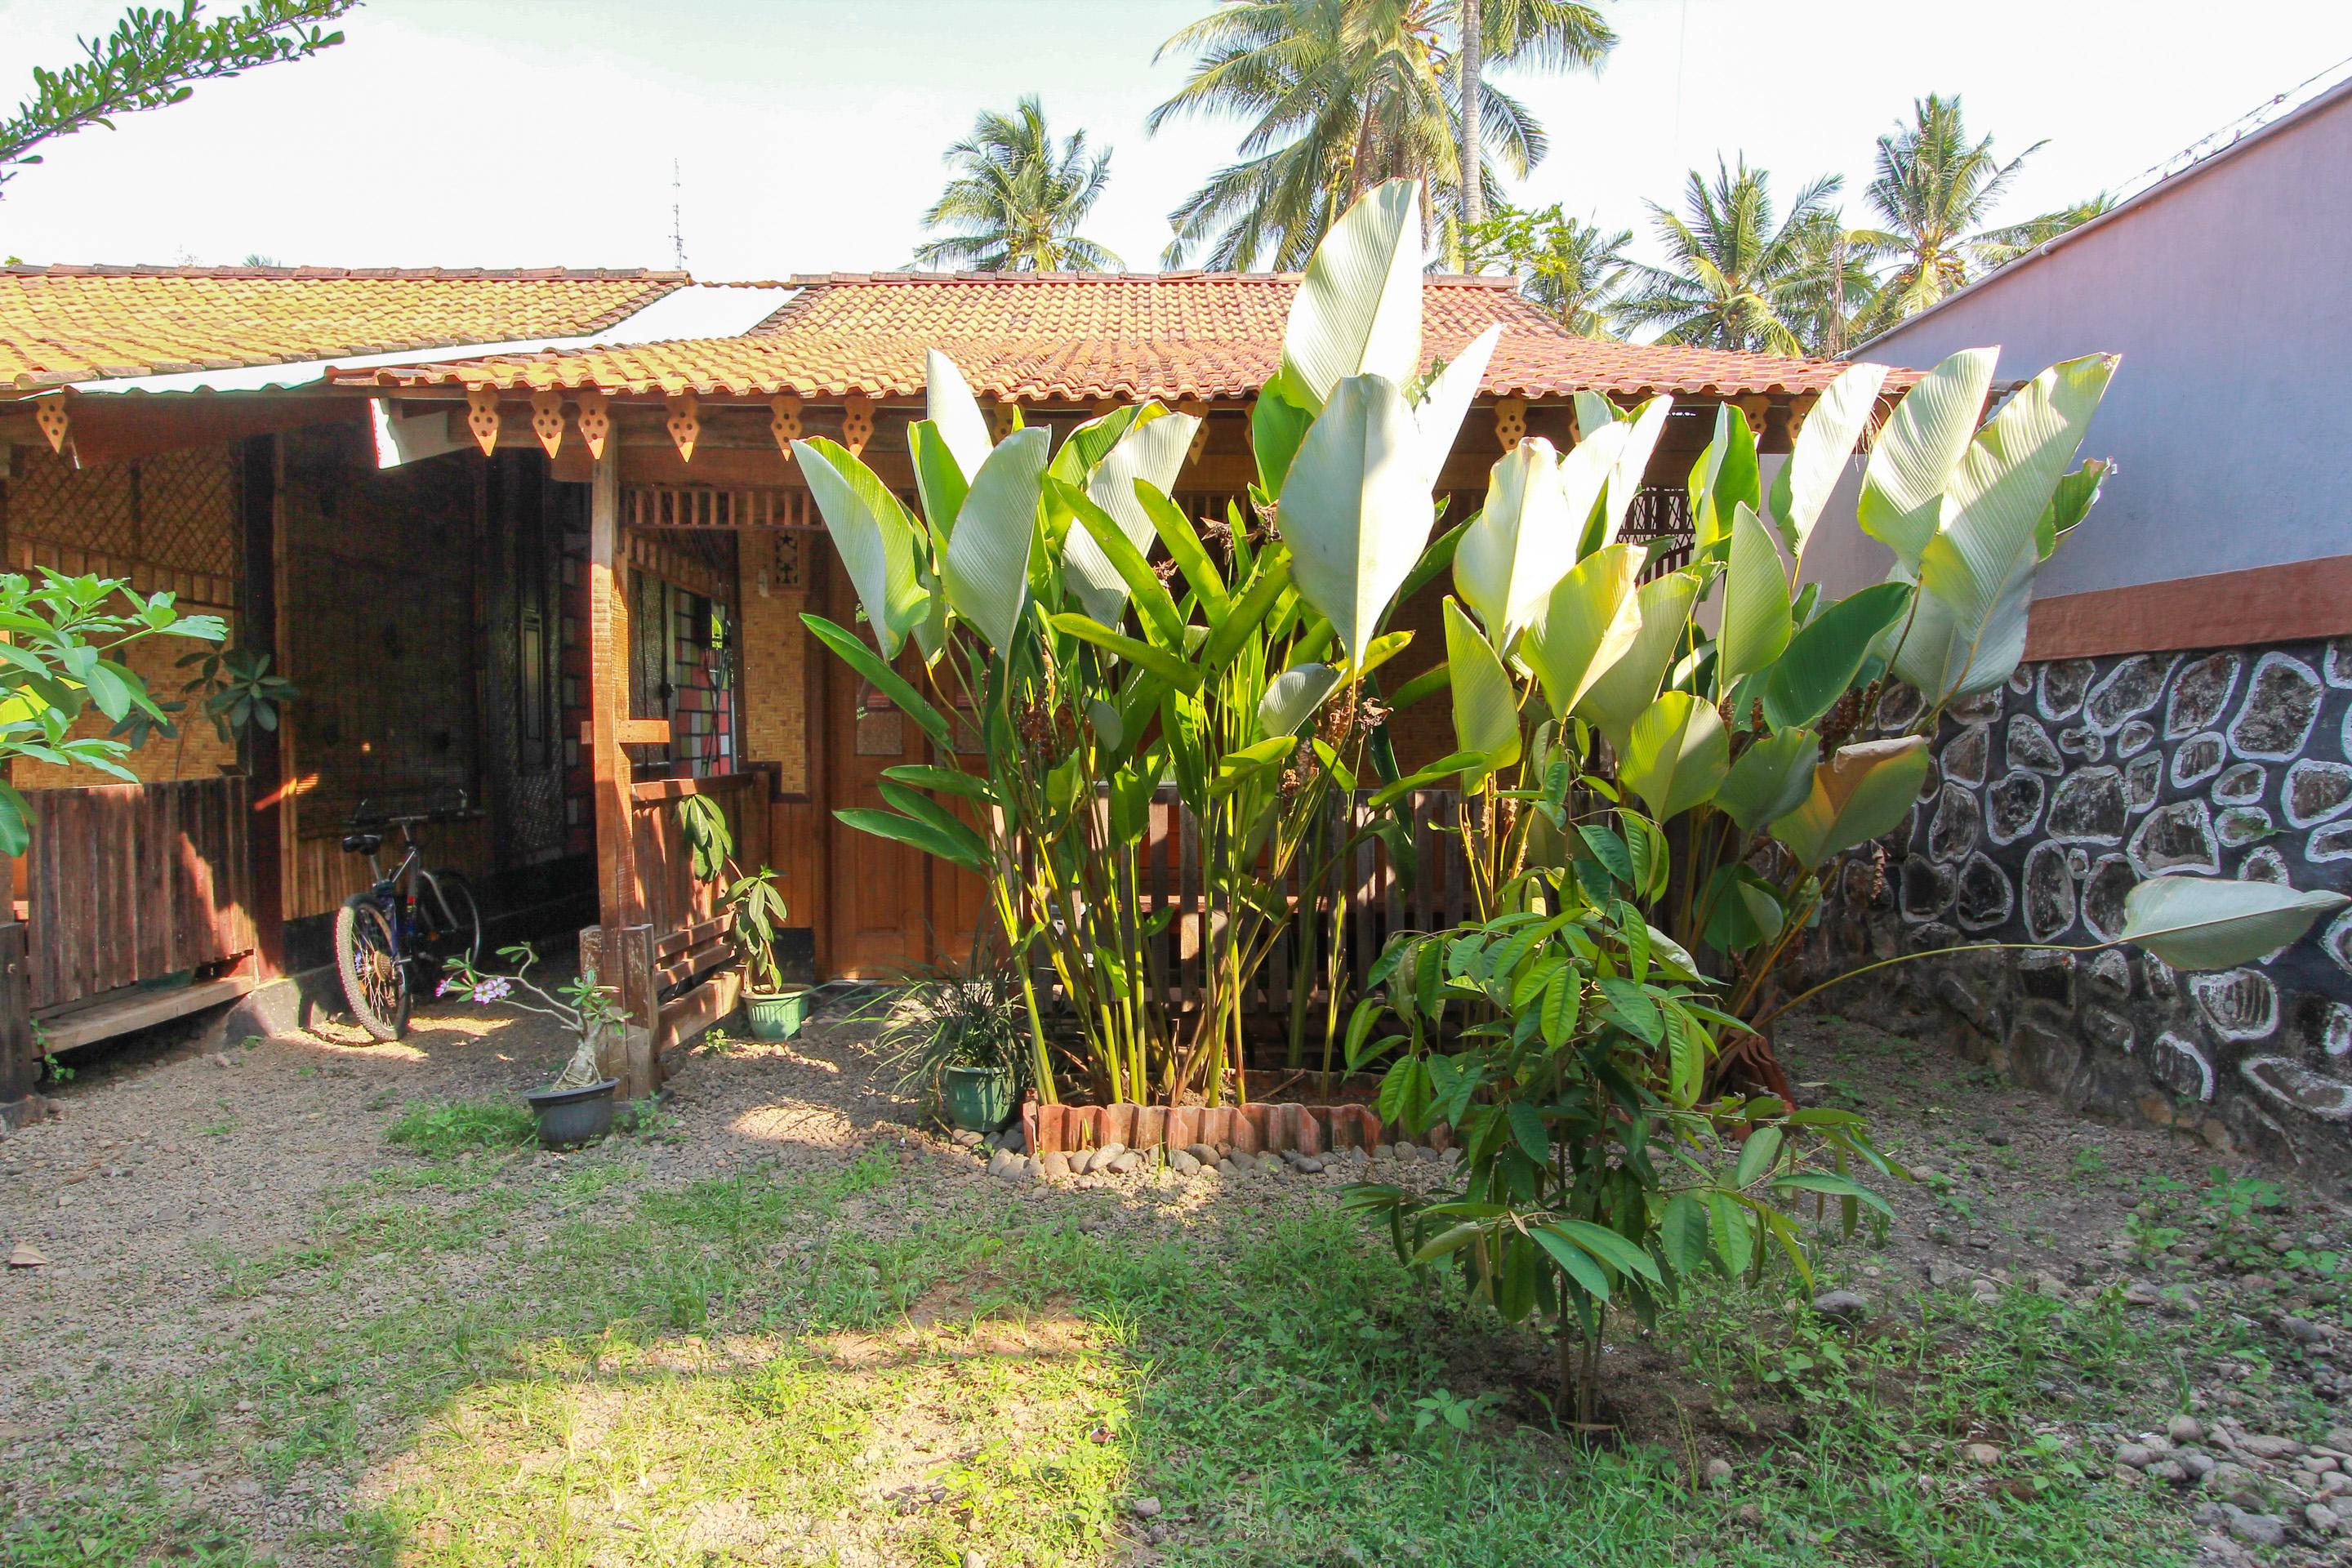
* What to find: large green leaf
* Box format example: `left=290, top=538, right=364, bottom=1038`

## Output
left=1770, top=736, right=1931, bottom=866
left=1579, top=568, right=1699, bottom=744
left=1521, top=543, right=1642, bottom=719
left=1252, top=378, right=1316, bottom=501
left=1049, top=612, right=1204, bottom=693
left=1454, top=437, right=1573, bottom=647
left=1281, top=373, right=1434, bottom=669
left=1917, top=354, right=2117, bottom=634
left=1714, top=725, right=1819, bottom=833
left=1622, top=691, right=1729, bottom=821
left=1586, top=394, right=1674, bottom=557
left=800, top=614, right=954, bottom=755
left=793, top=436, right=929, bottom=658
left=1443, top=596, right=1521, bottom=781
left=1280, top=179, right=1422, bottom=408
left=1056, top=481, right=1183, bottom=647
left=1771, top=360, right=1888, bottom=559
left=923, top=349, right=994, bottom=480
left=1062, top=404, right=1198, bottom=626
left=1410, top=323, right=1500, bottom=485
left=1687, top=403, right=1759, bottom=558
left=1762, top=581, right=1913, bottom=730
left=1138, top=481, right=1231, bottom=620
left=833, top=806, right=989, bottom=875
left=1718, top=505, right=1793, bottom=686
left=907, top=420, right=969, bottom=543
left=1858, top=346, right=1996, bottom=572
left=2118, top=878, right=2351, bottom=971
left=1892, top=533, right=2037, bottom=702
left=1259, top=663, right=1341, bottom=738
left=940, top=425, right=1049, bottom=650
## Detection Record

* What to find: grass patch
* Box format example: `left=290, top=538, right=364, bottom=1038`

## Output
left=11, top=1143, right=2231, bottom=1567
left=386, top=1098, right=533, bottom=1158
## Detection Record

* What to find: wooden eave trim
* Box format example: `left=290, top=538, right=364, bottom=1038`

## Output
left=2022, top=555, right=2352, bottom=662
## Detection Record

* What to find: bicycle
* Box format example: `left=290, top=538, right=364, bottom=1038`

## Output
left=332, top=793, right=483, bottom=1041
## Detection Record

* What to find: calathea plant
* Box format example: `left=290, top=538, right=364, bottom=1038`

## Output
left=1336, top=296, right=2346, bottom=1419
left=791, top=180, right=1491, bottom=1107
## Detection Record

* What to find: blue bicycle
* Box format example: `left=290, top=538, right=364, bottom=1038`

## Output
left=332, top=795, right=482, bottom=1040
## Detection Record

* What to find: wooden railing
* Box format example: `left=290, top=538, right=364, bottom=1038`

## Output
left=19, top=777, right=257, bottom=1012
left=627, top=770, right=770, bottom=991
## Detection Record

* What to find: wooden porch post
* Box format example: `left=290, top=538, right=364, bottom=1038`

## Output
left=238, top=435, right=287, bottom=978
left=586, top=443, right=657, bottom=1098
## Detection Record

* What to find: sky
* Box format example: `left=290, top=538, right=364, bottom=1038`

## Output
left=0, top=0, right=2347, bottom=278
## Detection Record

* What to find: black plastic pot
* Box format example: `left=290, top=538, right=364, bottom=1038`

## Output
left=527, top=1077, right=619, bottom=1149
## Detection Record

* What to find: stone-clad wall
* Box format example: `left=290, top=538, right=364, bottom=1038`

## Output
left=1815, top=638, right=2352, bottom=1175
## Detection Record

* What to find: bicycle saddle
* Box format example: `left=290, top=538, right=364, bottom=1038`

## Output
left=341, top=831, right=382, bottom=855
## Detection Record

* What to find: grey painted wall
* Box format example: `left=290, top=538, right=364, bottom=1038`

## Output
left=1805, top=80, right=2352, bottom=604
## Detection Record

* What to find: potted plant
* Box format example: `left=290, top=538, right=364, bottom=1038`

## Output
left=724, top=865, right=808, bottom=1040
left=439, top=944, right=626, bottom=1147
left=870, top=949, right=1028, bottom=1132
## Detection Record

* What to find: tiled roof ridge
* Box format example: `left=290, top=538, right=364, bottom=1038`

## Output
left=711, top=270, right=1522, bottom=289
left=1, top=264, right=691, bottom=283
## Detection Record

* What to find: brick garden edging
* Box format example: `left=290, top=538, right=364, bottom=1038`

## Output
left=1020, top=1099, right=1453, bottom=1157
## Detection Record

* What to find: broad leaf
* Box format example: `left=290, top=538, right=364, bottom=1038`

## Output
left=1622, top=692, right=1729, bottom=821
left=800, top=613, right=953, bottom=755
left=1917, top=354, right=2117, bottom=634
left=1259, top=663, right=1342, bottom=738
left=1762, top=581, right=1912, bottom=730
left=908, top=421, right=969, bottom=543
left=1062, top=404, right=1198, bottom=625
left=1281, top=178, right=1421, bottom=408
left=833, top=807, right=989, bottom=875
left=2118, top=877, right=2351, bottom=971
left=940, top=426, right=1049, bottom=650
left=1412, top=323, right=1501, bottom=486
left=1687, top=403, right=1759, bottom=557
left=1281, top=373, right=1434, bottom=669
left=1579, top=568, right=1700, bottom=744
left=1454, top=437, right=1573, bottom=648
left=1770, top=736, right=1931, bottom=866
left=1860, top=345, right=1996, bottom=572
left=1587, top=394, right=1673, bottom=557
left=1049, top=612, right=1204, bottom=693
left=1138, top=481, right=1230, bottom=619
left=923, top=349, right=994, bottom=480
left=1521, top=543, right=1642, bottom=719
left=1443, top=597, right=1521, bottom=780
left=793, top=436, right=928, bottom=658
left=1772, top=360, right=1888, bottom=559
left=1718, top=506, right=1793, bottom=685
left=1893, top=535, right=2036, bottom=702
left=1714, top=725, right=1819, bottom=833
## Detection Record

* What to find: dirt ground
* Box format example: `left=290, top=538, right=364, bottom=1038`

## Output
left=3, top=982, right=2350, bottom=1565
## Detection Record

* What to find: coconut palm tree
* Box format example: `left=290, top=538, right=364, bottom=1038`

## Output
left=1857, top=94, right=2106, bottom=327
left=914, top=96, right=1121, bottom=272
left=1149, top=0, right=1613, bottom=270
left=1460, top=201, right=1629, bottom=334
left=1618, top=158, right=1848, bottom=355
left=1454, top=0, right=1612, bottom=235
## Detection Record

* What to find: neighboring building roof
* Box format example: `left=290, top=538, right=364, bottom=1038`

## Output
left=338, top=272, right=1907, bottom=403
left=0, top=265, right=688, bottom=392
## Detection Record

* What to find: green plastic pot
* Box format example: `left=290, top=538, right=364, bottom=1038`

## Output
left=941, top=1064, right=1014, bottom=1133
left=742, top=987, right=810, bottom=1041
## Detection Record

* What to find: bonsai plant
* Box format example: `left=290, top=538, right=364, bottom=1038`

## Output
left=439, top=944, right=627, bottom=1147
left=868, top=944, right=1031, bottom=1132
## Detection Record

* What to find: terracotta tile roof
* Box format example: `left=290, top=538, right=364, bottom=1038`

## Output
left=336, top=272, right=1915, bottom=403
left=0, top=265, right=688, bottom=391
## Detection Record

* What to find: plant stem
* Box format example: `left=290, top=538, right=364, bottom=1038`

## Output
left=1750, top=938, right=2116, bottom=1031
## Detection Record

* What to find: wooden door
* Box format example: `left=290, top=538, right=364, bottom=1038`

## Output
left=822, top=566, right=931, bottom=978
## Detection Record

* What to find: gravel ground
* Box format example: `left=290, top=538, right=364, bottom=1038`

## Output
left=4, top=987, right=2351, bottom=1564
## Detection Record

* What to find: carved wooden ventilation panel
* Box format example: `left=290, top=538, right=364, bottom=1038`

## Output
left=1176, top=398, right=1210, bottom=463
left=465, top=387, right=501, bottom=455
left=622, top=484, right=817, bottom=532
left=842, top=392, right=874, bottom=456
left=575, top=387, right=611, bottom=460
left=1493, top=397, right=1526, bottom=450
left=32, top=396, right=69, bottom=455
left=529, top=390, right=566, bottom=458
left=666, top=394, right=701, bottom=462
left=769, top=393, right=803, bottom=458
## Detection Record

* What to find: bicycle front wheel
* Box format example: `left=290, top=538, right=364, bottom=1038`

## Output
left=335, top=896, right=411, bottom=1041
